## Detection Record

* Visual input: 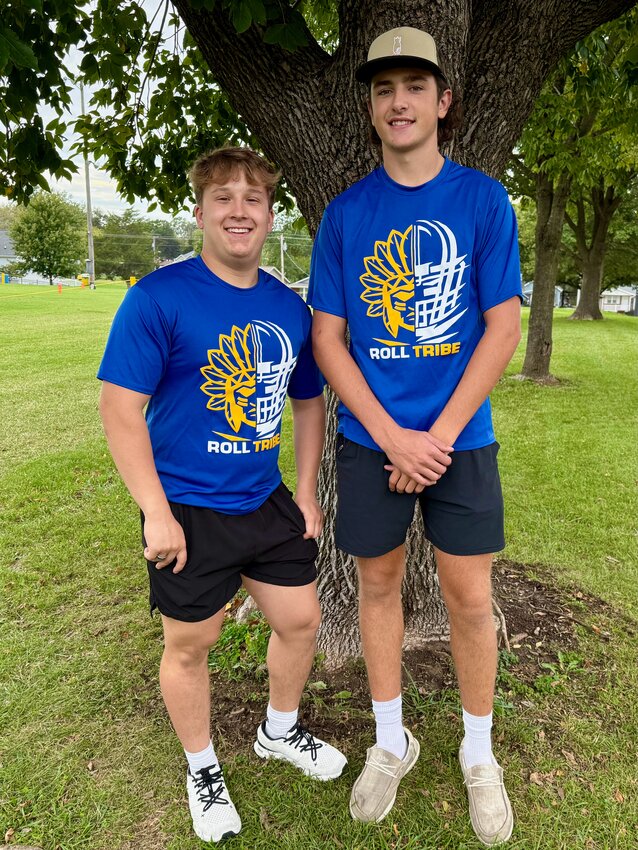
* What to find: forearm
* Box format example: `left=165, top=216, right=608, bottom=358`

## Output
left=430, top=322, right=521, bottom=445
left=99, top=397, right=171, bottom=519
left=290, top=394, right=326, bottom=496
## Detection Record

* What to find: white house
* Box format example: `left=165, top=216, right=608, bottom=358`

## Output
left=599, top=286, right=637, bottom=314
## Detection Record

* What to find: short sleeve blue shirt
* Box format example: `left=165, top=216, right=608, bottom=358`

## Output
left=98, top=257, right=323, bottom=514
left=308, top=159, right=522, bottom=451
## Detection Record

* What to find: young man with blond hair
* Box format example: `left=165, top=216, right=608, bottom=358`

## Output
left=310, top=28, right=521, bottom=846
left=99, top=147, right=345, bottom=844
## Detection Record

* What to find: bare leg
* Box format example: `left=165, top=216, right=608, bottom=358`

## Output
left=242, top=577, right=321, bottom=711
left=159, top=609, right=226, bottom=752
left=357, top=545, right=406, bottom=701
left=434, top=548, right=496, bottom=714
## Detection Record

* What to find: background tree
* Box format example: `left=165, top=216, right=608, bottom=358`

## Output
left=507, top=8, right=638, bottom=378
left=1, top=0, right=635, bottom=660
left=93, top=210, right=196, bottom=278
left=0, top=203, right=17, bottom=230
left=9, top=192, right=85, bottom=284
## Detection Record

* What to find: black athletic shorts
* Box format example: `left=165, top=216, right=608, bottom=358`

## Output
left=335, top=435, right=505, bottom=558
left=142, top=482, right=318, bottom=622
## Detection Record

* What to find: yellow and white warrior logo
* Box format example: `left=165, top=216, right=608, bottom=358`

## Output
left=200, top=321, right=295, bottom=439
left=360, top=221, right=468, bottom=346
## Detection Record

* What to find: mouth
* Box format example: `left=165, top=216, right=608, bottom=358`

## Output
left=388, top=118, right=415, bottom=127
left=225, top=226, right=252, bottom=235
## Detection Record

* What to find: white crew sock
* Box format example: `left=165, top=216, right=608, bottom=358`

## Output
left=265, top=703, right=298, bottom=739
left=372, top=695, right=407, bottom=760
left=185, top=740, right=218, bottom=774
left=462, top=708, right=495, bottom=768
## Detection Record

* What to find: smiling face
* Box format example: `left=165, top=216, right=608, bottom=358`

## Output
left=195, top=171, right=274, bottom=283
left=368, top=67, right=452, bottom=158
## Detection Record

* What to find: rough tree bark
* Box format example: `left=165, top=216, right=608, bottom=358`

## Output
left=568, top=185, right=622, bottom=321
left=521, top=171, right=571, bottom=380
left=171, top=0, right=636, bottom=661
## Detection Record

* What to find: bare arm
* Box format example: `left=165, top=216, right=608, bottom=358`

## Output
left=428, top=296, right=522, bottom=445
left=290, top=393, right=326, bottom=539
left=311, top=311, right=453, bottom=488
left=99, top=381, right=187, bottom=573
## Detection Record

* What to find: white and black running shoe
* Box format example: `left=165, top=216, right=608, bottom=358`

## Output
left=254, top=720, right=347, bottom=780
left=186, top=764, right=241, bottom=842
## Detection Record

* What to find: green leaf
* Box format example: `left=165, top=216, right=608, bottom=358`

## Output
left=230, top=2, right=253, bottom=34
left=246, top=0, right=267, bottom=27
left=263, top=17, right=307, bottom=51
left=0, top=26, right=39, bottom=70
left=334, top=690, right=352, bottom=700
left=0, top=35, right=9, bottom=72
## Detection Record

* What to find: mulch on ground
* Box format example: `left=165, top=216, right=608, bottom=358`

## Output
left=209, top=559, right=629, bottom=754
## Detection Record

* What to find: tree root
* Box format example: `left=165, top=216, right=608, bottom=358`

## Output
left=493, top=598, right=510, bottom=651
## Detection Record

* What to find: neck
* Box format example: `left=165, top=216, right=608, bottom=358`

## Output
left=200, top=248, right=260, bottom=289
left=382, top=147, right=445, bottom=187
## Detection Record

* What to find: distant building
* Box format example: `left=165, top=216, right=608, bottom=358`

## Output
left=260, top=265, right=289, bottom=285
left=522, top=281, right=578, bottom=308
left=599, top=286, right=637, bottom=315
left=289, top=275, right=309, bottom=299
left=0, top=229, right=17, bottom=268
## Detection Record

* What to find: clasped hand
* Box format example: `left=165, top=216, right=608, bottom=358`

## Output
left=383, top=428, right=453, bottom=494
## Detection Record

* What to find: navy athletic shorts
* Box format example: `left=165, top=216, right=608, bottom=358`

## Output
left=142, top=482, right=318, bottom=622
left=335, top=435, right=505, bottom=558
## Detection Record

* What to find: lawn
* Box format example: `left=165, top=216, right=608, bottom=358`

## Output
left=0, top=283, right=636, bottom=849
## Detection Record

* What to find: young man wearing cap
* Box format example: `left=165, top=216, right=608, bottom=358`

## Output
left=99, top=147, right=346, bottom=844
left=309, top=27, right=521, bottom=846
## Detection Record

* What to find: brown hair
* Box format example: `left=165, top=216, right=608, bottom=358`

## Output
left=189, top=146, right=281, bottom=208
left=365, top=74, right=463, bottom=148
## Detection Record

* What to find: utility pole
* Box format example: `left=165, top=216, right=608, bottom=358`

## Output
left=280, top=233, right=286, bottom=282
left=79, top=82, right=95, bottom=289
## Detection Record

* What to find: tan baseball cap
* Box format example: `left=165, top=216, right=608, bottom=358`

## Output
left=355, top=27, right=448, bottom=84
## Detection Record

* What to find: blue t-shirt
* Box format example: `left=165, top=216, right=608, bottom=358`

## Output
left=308, top=159, right=522, bottom=451
left=98, top=256, right=323, bottom=514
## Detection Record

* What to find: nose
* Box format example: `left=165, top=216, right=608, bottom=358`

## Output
left=390, top=86, right=409, bottom=112
left=228, top=197, right=247, bottom=218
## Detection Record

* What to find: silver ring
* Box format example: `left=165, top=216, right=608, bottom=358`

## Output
left=154, top=553, right=167, bottom=561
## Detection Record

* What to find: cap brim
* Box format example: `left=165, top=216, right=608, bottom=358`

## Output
left=355, top=55, right=448, bottom=85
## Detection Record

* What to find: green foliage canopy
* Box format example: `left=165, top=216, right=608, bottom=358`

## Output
left=9, top=191, right=86, bottom=282
left=0, top=0, right=335, bottom=212
left=510, top=10, right=638, bottom=201
left=92, top=208, right=197, bottom=277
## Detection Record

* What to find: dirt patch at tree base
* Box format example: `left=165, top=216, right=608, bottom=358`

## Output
left=211, top=559, right=630, bottom=755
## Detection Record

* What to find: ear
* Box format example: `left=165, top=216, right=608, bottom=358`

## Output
left=438, top=88, right=453, bottom=119
left=194, top=204, right=204, bottom=230
left=267, top=207, right=274, bottom=233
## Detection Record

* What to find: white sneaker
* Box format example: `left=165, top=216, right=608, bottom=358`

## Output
left=254, top=720, right=347, bottom=780
left=186, top=764, right=241, bottom=842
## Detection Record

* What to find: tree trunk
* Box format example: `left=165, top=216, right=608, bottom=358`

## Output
left=569, top=186, right=621, bottom=320
left=316, top=396, right=449, bottom=661
left=171, top=0, right=636, bottom=662
left=572, top=254, right=605, bottom=320
left=521, top=172, right=571, bottom=380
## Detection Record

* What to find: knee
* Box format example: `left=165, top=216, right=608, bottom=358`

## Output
left=274, top=604, right=321, bottom=643
left=359, top=567, right=404, bottom=604
left=444, top=589, right=493, bottom=628
left=164, top=638, right=215, bottom=669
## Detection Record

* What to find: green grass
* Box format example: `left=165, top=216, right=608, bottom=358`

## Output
left=1, top=286, right=636, bottom=849
left=497, top=309, right=638, bottom=617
